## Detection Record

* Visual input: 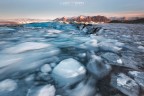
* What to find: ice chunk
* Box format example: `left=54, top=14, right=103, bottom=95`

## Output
left=40, top=64, right=52, bottom=73
left=111, top=73, right=139, bottom=96
left=79, top=39, right=99, bottom=51
left=117, top=59, right=122, bottom=64
left=138, top=46, right=144, bottom=52
left=36, top=72, right=52, bottom=82
left=87, top=54, right=111, bottom=79
left=0, top=27, right=15, bottom=32
left=47, top=29, right=62, bottom=34
left=97, top=28, right=104, bottom=35
left=0, top=55, right=22, bottom=68
left=73, top=36, right=91, bottom=43
left=27, top=84, right=55, bottom=96
left=82, top=27, right=88, bottom=33
left=50, top=63, right=57, bottom=68
left=121, top=56, right=140, bottom=70
left=0, top=48, right=60, bottom=80
left=78, top=53, right=86, bottom=58
left=65, top=76, right=97, bottom=96
left=0, top=79, right=17, bottom=92
left=25, top=74, right=35, bottom=82
left=52, top=58, right=86, bottom=87
left=3, top=42, right=51, bottom=53
left=84, top=39, right=98, bottom=47
left=128, top=71, right=144, bottom=90
left=90, top=35, right=106, bottom=42
left=101, top=52, right=122, bottom=65
left=98, top=42, right=122, bottom=53
left=100, top=39, right=124, bottom=48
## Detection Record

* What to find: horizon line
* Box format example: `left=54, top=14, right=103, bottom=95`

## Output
left=0, top=13, right=144, bottom=20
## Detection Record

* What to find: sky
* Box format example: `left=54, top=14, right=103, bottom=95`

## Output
left=0, top=0, right=144, bottom=19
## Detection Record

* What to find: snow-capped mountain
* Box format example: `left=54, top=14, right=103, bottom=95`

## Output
left=55, top=15, right=110, bottom=23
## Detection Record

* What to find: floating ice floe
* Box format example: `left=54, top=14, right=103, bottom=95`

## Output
left=121, top=55, right=140, bottom=70
left=111, top=73, right=140, bottom=96
left=98, top=42, right=122, bottom=53
left=36, top=72, right=52, bottom=82
left=47, top=29, right=62, bottom=34
left=0, top=79, right=17, bottom=92
left=90, top=35, right=106, bottom=42
left=27, top=84, right=56, bottom=96
left=78, top=53, right=86, bottom=58
left=128, top=71, right=144, bottom=90
left=101, top=52, right=123, bottom=65
left=24, top=74, right=35, bottom=82
left=0, top=55, right=23, bottom=68
left=50, top=63, right=57, bottom=68
left=0, top=27, right=15, bottom=32
left=78, top=39, right=99, bottom=51
left=97, top=28, right=104, bottom=35
left=138, top=46, right=144, bottom=52
left=87, top=54, right=111, bottom=79
left=3, top=42, right=52, bottom=54
left=65, top=76, right=97, bottom=96
left=40, top=64, right=52, bottom=73
left=0, top=48, right=60, bottom=80
left=52, top=58, right=86, bottom=87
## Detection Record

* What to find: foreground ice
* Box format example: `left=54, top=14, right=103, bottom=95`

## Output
left=0, top=46, right=60, bottom=80
left=128, top=71, right=144, bottom=90
left=52, top=58, right=86, bottom=87
left=111, top=73, right=139, bottom=96
left=47, top=29, right=62, bottom=34
left=87, top=53, right=112, bottom=79
left=65, top=76, right=97, bottom=96
left=0, top=22, right=143, bottom=96
left=27, top=84, right=56, bottom=96
left=40, top=64, right=52, bottom=73
left=0, top=79, right=17, bottom=92
left=3, top=42, right=51, bottom=54
left=101, top=52, right=123, bottom=65
left=0, top=27, right=15, bottom=32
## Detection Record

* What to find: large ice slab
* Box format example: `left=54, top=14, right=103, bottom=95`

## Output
left=0, top=79, right=17, bottom=92
left=3, top=42, right=52, bottom=54
left=87, top=54, right=111, bottom=79
left=128, top=71, right=144, bottom=90
left=65, top=76, right=97, bottom=96
left=111, top=73, right=140, bottom=96
left=27, top=84, right=56, bottom=96
left=52, top=58, right=86, bottom=87
left=47, top=29, right=62, bottom=34
left=0, top=48, right=60, bottom=80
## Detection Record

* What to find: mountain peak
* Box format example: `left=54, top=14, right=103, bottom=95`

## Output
left=55, top=15, right=110, bottom=23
